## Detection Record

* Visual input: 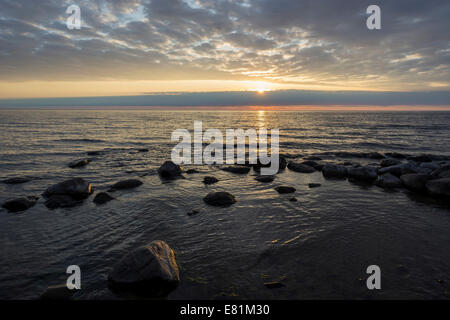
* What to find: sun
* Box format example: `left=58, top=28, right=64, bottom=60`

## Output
left=256, top=88, right=267, bottom=94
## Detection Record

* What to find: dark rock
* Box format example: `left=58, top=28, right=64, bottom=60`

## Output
left=275, top=186, right=296, bottom=194
left=203, top=176, right=218, bottom=185
left=40, top=284, right=75, bottom=300
left=426, top=178, right=450, bottom=197
left=322, top=164, right=348, bottom=179
left=186, top=169, right=199, bottom=174
left=264, top=281, right=285, bottom=289
left=420, top=162, right=440, bottom=170
left=203, top=192, right=236, bottom=207
left=367, top=152, right=385, bottom=159
left=408, top=154, right=432, bottom=163
left=400, top=174, right=430, bottom=191
left=43, top=178, right=92, bottom=199
left=86, top=151, right=102, bottom=156
left=379, top=163, right=414, bottom=177
left=314, top=164, right=324, bottom=171
left=255, top=175, right=275, bottom=183
left=287, top=162, right=316, bottom=173
left=308, top=183, right=321, bottom=188
left=187, top=209, right=199, bottom=216
left=137, top=148, right=149, bottom=152
left=109, top=179, right=143, bottom=191
left=108, top=241, right=180, bottom=296
left=68, top=159, right=89, bottom=168
left=289, top=197, right=298, bottom=202
left=158, top=161, right=182, bottom=179
left=385, top=152, right=406, bottom=159
left=380, top=158, right=401, bottom=168
left=1, top=177, right=31, bottom=184
left=375, top=173, right=402, bottom=188
left=44, top=195, right=81, bottom=209
left=347, top=166, right=378, bottom=182
left=2, top=196, right=39, bottom=213
left=431, top=164, right=450, bottom=179
left=221, top=166, right=251, bottom=174
left=93, top=192, right=115, bottom=205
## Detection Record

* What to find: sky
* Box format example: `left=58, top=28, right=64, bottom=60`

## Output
left=0, top=0, right=449, bottom=108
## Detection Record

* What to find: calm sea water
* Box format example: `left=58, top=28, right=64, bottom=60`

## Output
left=0, top=110, right=450, bottom=299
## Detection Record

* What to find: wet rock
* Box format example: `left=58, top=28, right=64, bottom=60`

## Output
left=137, top=148, right=149, bottom=152
left=203, top=176, right=218, bottom=185
left=108, top=241, right=180, bottom=296
left=186, top=169, right=199, bottom=174
left=43, top=178, right=92, bottom=199
left=314, top=164, right=324, bottom=171
left=86, top=151, right=102, bottom=156
left=1, top=177, right=31, bottom=184
left=158, top=161, right=182, bottom=179
left=68, top=159, right=89, bottom=168
left=255, top=175, right=275, bottom=183
left=203, top=192, right=236, bottom=207
left=385, top=152, right=406, bottom=159
left=289, top=197, right=298, bottom=202
left=367, top=152, right=385, bottom=159
left=44, top=195, right=81, bottom=209
left=93, top=192, right=115, bottom=205
left=308, top=183, right=321, bottom=188
left=322, top=164, right=348, bottom=179
left=287, top=162, right=316, bottom=173
left=2, top=196, right=39, bottom=213
left=426, top=178, right=450, bottom=197
left=380, top=158, right=401, bottom=168
left=431, top=164, right=450, bottom=179
left=187, top=209, right=199, bottom=216
left=420, top=162, right=440, bottom=170
left=109, top=179, right=143, bottom=191
left=275, top=186, right=296, bottom=194
left=347, top=166, right=378, bottom=182
left=40, top=284, right=75, bottom=300
left=221, top=166, right=250, bottom=174
left=408, top=154, right=432, bottom=163
left=400, top=174, right=430, bottom=191
left=379, top=163, right=414, bottom=177
left=375, top=173, right=402, bottom=188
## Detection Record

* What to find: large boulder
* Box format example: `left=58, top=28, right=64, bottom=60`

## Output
left=108, top=241, right=180, bottom=296
left=109, top=179, right=143, bottom=191
left=203, top=192, right=236, bottom=207
left=426, top=178, right=450, bottom=197
left=43, top=178, right=92, bottom=199
left=287, top=162, right=316, bottom=173
left=400, top=174, right=430, bottom=191
left=347, top=166, right=378, bottom=182
left=322, top=164, right=348, bottom=179
left=375, top=173, right=402, bottom=188
left=68, top=159, right=89, bottom=168
left=158, top=161, right=182, bottom=179
left=2, top=196, right=39, bottom=213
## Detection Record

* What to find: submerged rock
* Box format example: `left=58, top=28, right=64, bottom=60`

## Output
left=367, top=152, right=385, bottom=159
left=109, top=179, right=143, bottom=191
left=186, top=169, right=199, bottom=174
left=380, top=158, right=401, bottom=168
left=187, top=209, right=199, bottom=216
left=221, top=166, right=251, bottom=174
left=108, top=240, right=180, bottom=296
left=287, top=162, right=315, bottom=173
left=375, top=173, right=402, bottom=188
left=203, top=192, right=236, bottom=207
left=40, top=284, right=75, bottom=300
left=308, top=183, right=321, bottom=188
left=426, top=178, right=450, bottom=197
left=158, top=161, right=182, bottom=179
left=322, top=164, right=348, bottom=179
left=255, top=175, right=275, bottom=183
left=137, top=148, right=149, bottom=152
left=43, top=178, right=92, bottom=199
left=347, top=166, right=378, bottom=182
left=1, top=177, right=31, bottom=184
left=203, top=176, right=218, bottom=185
left=289, top=197, right=298, bottom=202
left=400, top=174, right=430, bottom=191
left=2, top=196, right=39, bottom=213
left=275, top=186, right=296, bottom=194
left=93, top=192, right=115, bottom=205
left=68, top=159, right=89, bottom=168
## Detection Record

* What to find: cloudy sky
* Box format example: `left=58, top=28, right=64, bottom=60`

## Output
left=0, top=0, right=449, bottom=107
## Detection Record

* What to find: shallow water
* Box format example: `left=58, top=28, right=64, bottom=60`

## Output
left=0, top=110, right=449, bottom=299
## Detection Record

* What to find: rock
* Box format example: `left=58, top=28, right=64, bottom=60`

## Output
left=221, top=166, right=250, bottom=174
left=186, top=169, right=199, bottom=174
left=375, top=173, right=402, bottom=188
left=40, top=284, right=75, bottom=300
left=1, top=177, right=31, bottom=184
left=367, top=152, right=385, bottom=159
left=408, top=154, right=432, bottom=163
left=308, top=183, right=321, bottom=188
left=385, top=152, right=406, bottom=159
left=137, top=148, right=149, bottom=152
left=203, top=176, right=218, bottom=185
left=44, top=195, right=81, bottom=209
left=86, top=151, right=102, bottom=156
left=300, top=160, right=319, bottom=167
left=2, top=196, right=39, bottom=213
left=400, top=174, right=430, bottom=191
left=287, top=162, right=316, bottom=173
left=379, top=163, right=415, bottom=177
left=187, top=209, right=199, bottom=216
left=314, top=164, right=324, bottom=171
left=108, top=241, right=180, bottom=296
left=264, top=281, right=285, bottom=289
left=426, top=178, right=450, bottom=197
left=275, top=186, right=296, bottom=194
left=109, top=179, right=143, bottom=191
left=431, top=164, right=450, bottom=179
left=420, top=162, right=440, bottom=170
left=68, top=159, right=89, bottom=168
left=347, top=166, right=378, bottom=182
left=43, top=178, right=92, bottom=199
left=158, top=161, right=182, bottom=179
left=203, top=192, right=236, bottom=207
left=93, top=192, right=115, bottom=205
left=255, top=175, right=275, bottom=183
left=322, top=164, right=348, bottom=179
left=289, top=197, right=298, bottom=202
left=380, top=158, right=401, bottom=168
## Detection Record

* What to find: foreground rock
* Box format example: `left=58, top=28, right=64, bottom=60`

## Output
left=347, top=166, right=378, bottom=182
left=158, top=161, right=182, bottom=179
left=221, top=166, right=251, bottom=174
left=287, top=162, right=316, bottom=173
left=108, top=241, right=180, bottom=297
left=93, top=192, right=115, bottom=205
left=426, top=178, right=450, bottom=197
left=400, top=174, right=430, bottom=191
left=68, top=159, right=89, bottom=168
left=203, top=192, right=236, bottom=207
left=2, top=196, right=39, bottom=213
left=40, top=284, right=75, bottom=300
left=255, top=175, right=275, bottom=183
left=109, top=179, right=143, bottom=191
left=375, top=173, right=402, bottom=188
left=203, top=176, right=218, bottom=185
left=43, top=178, right=92, bottom=199
left=1, top=177, right=31, bottom=184
left=274, top=186, right=296, bottom=194
left=322, top=164, right=348, bottom=179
